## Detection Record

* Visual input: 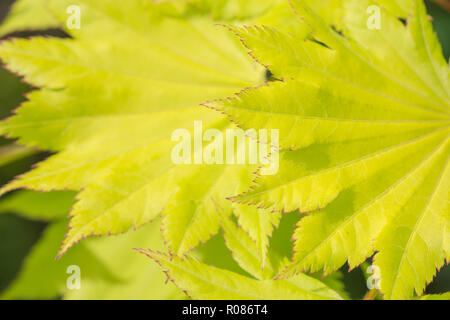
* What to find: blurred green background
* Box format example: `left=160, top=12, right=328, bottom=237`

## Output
left=0, top=0, right=449, bottom=299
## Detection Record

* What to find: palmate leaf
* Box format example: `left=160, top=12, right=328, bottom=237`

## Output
left=136, top=212, right=346, bottom=300
left=220, top=211, right=278, bottom=279
left=0, top=0, right=341, bottom=268
left=231, top=204, right=281, bottom=271
left=0, top=190, right=184, bottom=300
left=2, top=220, right=116, bottom=299
left=222, top=208, right=349, bottom=298
left=0, top=0, right=279, bottom=258
left=210, top=0, right=450, bottom=299
left=137, top=248, right=343, bottom=300
left=2, top=219, right=185, bottom=300
left=63, top=218, right=185, bottom=300
left=1, top=190, right=277, bottom=300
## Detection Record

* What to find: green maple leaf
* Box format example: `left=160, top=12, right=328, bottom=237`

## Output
left=1, top=190, right=348, bottom=301
left=220, top=211, right=280, bottom=279
left=219, top=211, right=347, bottom=298
left=144, top=254, right=342, bottom=300
left=3, top=220, right=185, bottom=300
left=209, top=0, right=450, bottom=299
left=2, top=220, right=117, bottom=299
left=0, top=190, right=185, bottom=300
left=134, top=211, right=346, bottom=300
left=137, top=247, right=343, bottom=300
left=0, top=191, right=241, bottom=300
left=0, top=0, right=278, bottom=258
left=0, top=0, right=343, bottom=268
left=2, top=0, right=447, bottom=300
left=63, top=218, right=186, bottom=300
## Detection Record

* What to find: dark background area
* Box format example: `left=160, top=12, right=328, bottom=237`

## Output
left=0, top=0, right=448, bottom=299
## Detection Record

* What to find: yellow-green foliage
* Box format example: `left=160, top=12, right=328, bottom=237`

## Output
left=0, top=0, right=448, bottom=300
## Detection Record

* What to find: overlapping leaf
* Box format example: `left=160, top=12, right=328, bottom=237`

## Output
left=1, top=190, right=275, bottom=300
left=0, top=192, right=183, bottom=299
left=1, top=0, right=448, bottom=300
left=137, top=248, right=343, bottom=300
left=0, top=0, right=343, bottom=300
left=0, top=0, right=344, bottom=270
left=0, top=0, right=277, bottom=258
left=210, top=0, right=450, bottom=299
